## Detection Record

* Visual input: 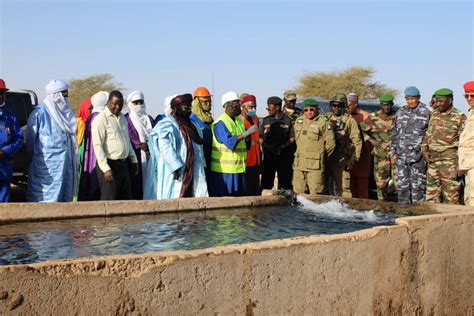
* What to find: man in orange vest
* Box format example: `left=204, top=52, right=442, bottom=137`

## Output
left=240, top=94, right=261, bottom=195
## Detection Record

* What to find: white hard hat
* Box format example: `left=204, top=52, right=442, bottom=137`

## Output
left=221, top=91, right=239, bottom=107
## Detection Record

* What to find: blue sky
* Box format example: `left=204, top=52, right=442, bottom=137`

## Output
left=1, top=0, right=473, bottom=116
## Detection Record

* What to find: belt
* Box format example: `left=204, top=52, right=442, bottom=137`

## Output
left=107, top=158, right=127, bottom=163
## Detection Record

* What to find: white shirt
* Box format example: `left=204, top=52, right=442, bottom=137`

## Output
left=91, top=107, right=138, bottom=172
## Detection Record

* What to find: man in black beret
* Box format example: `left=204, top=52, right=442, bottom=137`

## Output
left=259, top=96, right=295, bottom=191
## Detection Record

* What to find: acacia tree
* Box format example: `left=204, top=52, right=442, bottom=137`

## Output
left=295, top=66, right=398, bottom=100
left=69, top=74, right=123, bottom=112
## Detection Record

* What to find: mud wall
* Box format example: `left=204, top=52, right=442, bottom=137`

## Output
left=0, top=211, right=472, bottom=314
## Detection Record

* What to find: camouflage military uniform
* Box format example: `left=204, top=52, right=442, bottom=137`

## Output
left=370, top=110, right=397, bottom=200
left=421, top=107, right=466, bottom=204
left=324, top=113, right=362, bottom=197
left=389, top=103, right=431, bottom=205
left=293, top=114, right=335, bottom=194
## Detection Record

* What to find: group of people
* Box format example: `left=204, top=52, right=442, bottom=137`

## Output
left=0, top=78, right=474, bottom=207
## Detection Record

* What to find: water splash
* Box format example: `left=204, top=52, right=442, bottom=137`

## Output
left=296, top=195, right=389, bottom=224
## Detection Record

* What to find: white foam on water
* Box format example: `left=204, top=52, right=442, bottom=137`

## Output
left=296, top=195, right=386, bottom=223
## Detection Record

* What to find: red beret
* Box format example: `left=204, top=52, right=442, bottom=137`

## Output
left=241, top=95, right=256, bottom=104
left=464, top=81, right=474, bottom=93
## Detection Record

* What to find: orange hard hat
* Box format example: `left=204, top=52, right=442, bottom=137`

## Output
left=193, top=86, right=211, bottom=98
left=0, top=79, right=9, bottom=91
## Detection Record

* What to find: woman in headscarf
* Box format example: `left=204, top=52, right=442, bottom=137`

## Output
left=125, top=90, right=155, bottom=199
left=143, top=94, right=208, bottom=199
left=77, top=91, right=108, bottom=201
left=27, top=79, right=77, bottom=202
left=74, top=99, right=92, bottom=201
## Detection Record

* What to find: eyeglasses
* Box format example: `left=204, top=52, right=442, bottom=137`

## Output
left=464, top=94, right=474, bottom=99
left=61, top=91, right=69, bottom=98
left=304, top=108, right=316, bottom=112
left=132, top=100, right=144, bottom=105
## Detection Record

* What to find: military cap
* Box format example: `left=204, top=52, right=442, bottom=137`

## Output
left=404, top=86, right=420, bottom=97
left=267, top=96, right=283, bottom=105
left=329, top=93, right=347, bottom=107
left=303, top=99, right=319, bottom=107
left=434, top=88, right=453, bottom=98
left=283, top=90, right=297, bottom=101
left=463, top=81, right=474, bottom=93
left=379, top=95, right=394, bottom=104
left=347, top=93, right=358, bottom=102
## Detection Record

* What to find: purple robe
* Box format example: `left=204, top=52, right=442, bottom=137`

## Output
left=77, top=112, right=100, bottom=201
left=125, top=114, right=155, bottom=200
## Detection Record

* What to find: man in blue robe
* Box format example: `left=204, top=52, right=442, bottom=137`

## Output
left=144, top=94, right=208, bottom=199
left=26, top=80, right=77, bottom=202
left=0, top=79, right=24, bottom=202
left=190, top=87, right=214, bottom=193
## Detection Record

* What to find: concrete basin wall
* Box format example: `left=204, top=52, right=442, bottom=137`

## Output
left=0, top=204, right=472, bottom=314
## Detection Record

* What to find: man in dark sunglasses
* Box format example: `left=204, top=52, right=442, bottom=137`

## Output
left=323, top=93, right=361, bottom=198
left=293, top=99, right=335, bottom=194
left=259, top=96, right=295, bottom=191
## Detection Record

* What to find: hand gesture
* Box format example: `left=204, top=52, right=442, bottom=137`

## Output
left=242, top=125, right=258, bottom=138
left=173, top=169, right=180, bottom=180
left=132, top=163, right=139, bottom=176
left=104, top=170, right=113, bottom=182
left=422, top=151, right=431, bottom=163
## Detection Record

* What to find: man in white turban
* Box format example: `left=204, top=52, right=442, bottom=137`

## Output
left=26, top=79, right=77, bottom=202
left=125, top=90, right=155, bottom=199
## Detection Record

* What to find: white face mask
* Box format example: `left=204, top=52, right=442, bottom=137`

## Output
left=53, top=93, right=70, bottom=111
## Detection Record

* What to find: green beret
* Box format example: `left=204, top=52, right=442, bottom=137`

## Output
left=379, top=95, right=394, bottom=104
left=303, top=99, right=318, bottom=107
left=434, top=88, right=453, bottom=98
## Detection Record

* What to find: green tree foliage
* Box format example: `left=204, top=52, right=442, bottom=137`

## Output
left=69, top=74, right=123, bottom=113
left=295, top=66, right=398, bottom=101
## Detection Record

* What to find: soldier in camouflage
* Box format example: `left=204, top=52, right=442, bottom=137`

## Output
left=293, top=99, right=335, bottom=194
left=283, top=90, right=303, bottom=124
left=389, top=86, right=431, bottom=206
left=368, top=95, right=397, bottom=200
left=422, top=88, right=466, bottom=204
left=324, top=93, right=362, bottom=198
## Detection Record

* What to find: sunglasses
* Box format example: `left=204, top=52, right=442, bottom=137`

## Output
left=132, top=100, right=144, bottom=105
left=304, top=108, right=316, bottom=112
left=61, top=91, right=69, bottom=98
left=464, top=94, right=474, bottom=99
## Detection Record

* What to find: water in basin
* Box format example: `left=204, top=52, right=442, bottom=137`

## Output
left=0, top=197, right=400, bottom=266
